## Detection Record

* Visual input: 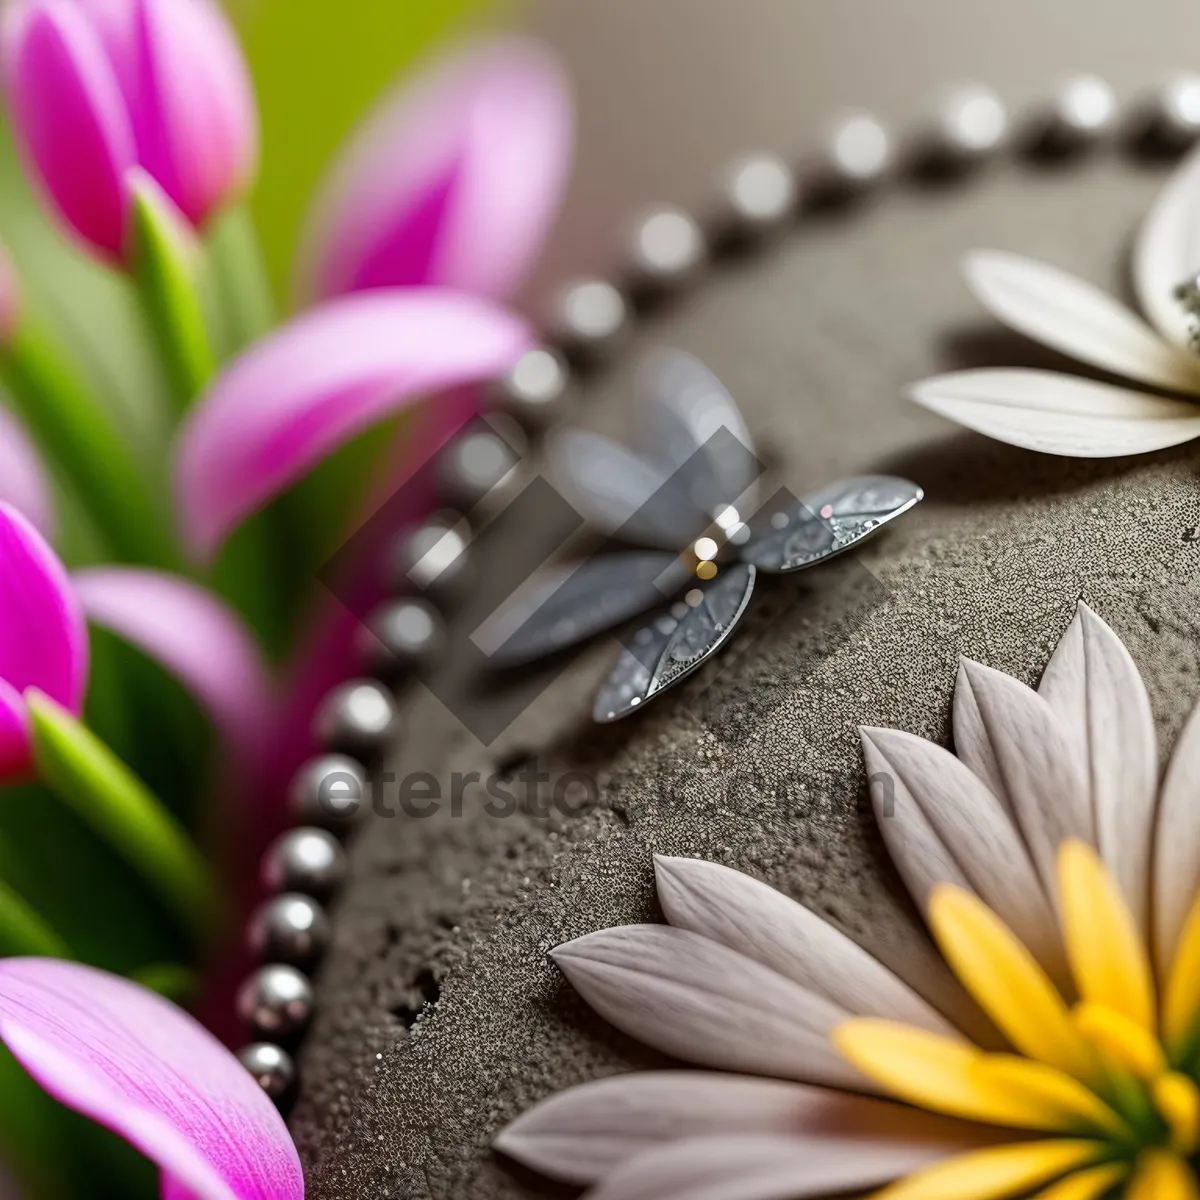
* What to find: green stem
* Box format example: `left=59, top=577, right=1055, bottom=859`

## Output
left=0, top=872, right=70, bottom=957
left=205, top=202, right=276, bottom=354
left=130, top=185, right=216, bottom=411
left=27, top=692, right=216, bottom=944
left=0, top=322, right=177, bottom=568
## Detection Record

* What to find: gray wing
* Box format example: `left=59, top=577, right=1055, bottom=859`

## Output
left=593, top=562, right=756, bottom=723
left=639, top=349, right=761, bottom=518
left=479, top=552, right=689, bottom=666
left=741, top=476, right=924, bottom=574
left=549, top=429, right=704, bottom=549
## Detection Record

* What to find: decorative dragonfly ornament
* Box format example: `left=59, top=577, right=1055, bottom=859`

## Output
left=485, top=350, right=923, bottom=722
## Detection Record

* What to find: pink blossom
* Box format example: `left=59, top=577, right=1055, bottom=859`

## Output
left=2, top=0, right=257, bottom=261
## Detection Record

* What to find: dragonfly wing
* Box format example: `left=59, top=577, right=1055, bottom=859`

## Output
left=593, top=562, right=756, bottom=723
left=480, top=552, right=688, bottom=666
left=742, top=476, right=924, bottom=574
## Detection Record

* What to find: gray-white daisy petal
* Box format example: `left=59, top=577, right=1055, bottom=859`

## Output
left=551, top=428, right=706, bottom=548
left=640, top=349, right=760, bottom=515
left=1135, top=141, right=1200, bottom=348
left=963, top=250, right=1200, bottom=392
left=910, top=369, right=1200, bottom=457
left=1155, top=698, right=1200, bottom=972
left=741, top=476, right=923, bottom=574
left=551, top=925, right=867, bottom=1090
left=478, top=553, right=688, bottom=666
left=860, top=728, right=1068, bottom=990
left=1038, top=602, right=1158, bottom=935
left=495, top=1073, right=984, bottom=1187
left=653, top=856, right=954, bottom=1033
left=584, top=1133, right=960, bottom=1200
left=954, top=659, right=1093, bottom=902
left=593, top=563, right=755, bottom=723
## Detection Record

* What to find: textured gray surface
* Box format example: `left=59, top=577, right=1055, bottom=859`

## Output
left=290, top=4, right=1200, bottom=1196
left=292, top=147, right=1200, bottom=1198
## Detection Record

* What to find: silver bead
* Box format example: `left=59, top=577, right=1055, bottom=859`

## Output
left=237, top=1042, right=297, bottom=1103
left=262, top=827, right=347, bottom=899
left=714, top=153, right=797, bottom=242
left=237, top=965, right=314, bottom=1039
left=821, top=111, right=894, bottom=188
left=1048, top=75, right=1117, bottom=143
left=313, top=679, right=398, bottom=758
left=359, top=596, right=444, bottom=677
left=436, top=420, right=524, bottom=511
left=551, top=279, right=630, bottom=363
left=923, top=85, right=1009, bottom=166
left=1147, top=75, right=1200, bottom=149
left=388, top=511, right=471, bottom=599
left=248, top=893, right=330, bottom=968
left=626, top=206, right=707, bottom=297
left=289, top=753, right=365, bottom=828
left=487, top=347, right=572, bottom=430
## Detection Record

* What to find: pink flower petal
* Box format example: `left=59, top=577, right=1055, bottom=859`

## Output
left=297, top=37, right=572, bottom=303
left=0, top=501, right=87, bottom=713
left=73, top=568, right=271, bottom=761
left=0, top=408, right=54, bottom=539
left=2, top=0, right=135, bottom=258
left=174, top=289, right=532, bottom=560
left=0, top=677, right=31, bottom=779
left=0, top=958, right=302, bottom=1200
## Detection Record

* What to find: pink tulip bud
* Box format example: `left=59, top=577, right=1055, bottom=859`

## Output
left=296, top=37, right=572, bottom=304
left=2, top=0, right=257, bottom=262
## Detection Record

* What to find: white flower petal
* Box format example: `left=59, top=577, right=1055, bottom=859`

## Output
left=1154, top=698, right=1200, bottom=971
left=1135, top=142, right=1200, bottom=347
left=954, top=659, right=1093, bottom=903
left=653, top=856, right=952, bottom=1033
left=584, top=1133, right=958, bottom=1200
left=861, top=728, right=1067, bottom=988
left=551, top=925, right=866, bottom=1090
left=495, top=1072, right=966, bottom=1185
left=1038, top=602, right=1158, bottom=935
left=910, top=369, right=1200, bottom=457
left=963, top=250, right=1200, bottom=392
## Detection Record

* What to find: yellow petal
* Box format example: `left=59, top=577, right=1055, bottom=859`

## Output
left=1031, top=1163, right=1128, bottom=1199
left=928, top=885, right=1094, bottom=1079
left=872, top=1140, right=1105, bottom=1200
left=1073, top=1002, right=1167, bottom=1080
left=1154, top=1072, right=1200, bottom=1155
left=972, top=1055, right=1129, bottom=1139
left=1163, top=888, right=1200, bottom=1060
left=1058, top=840, right=1156, bottom=1032
left=1127, top=1150, right=1200, bottom=1200
left=836, top=1021, right=1087, bottom=1132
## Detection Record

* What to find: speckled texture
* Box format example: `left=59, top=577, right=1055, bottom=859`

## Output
left=290, top=152, right=1200, bottom=1198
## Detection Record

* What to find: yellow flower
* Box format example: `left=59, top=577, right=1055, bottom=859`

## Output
left=497, top=603, right=1200, bottom=1199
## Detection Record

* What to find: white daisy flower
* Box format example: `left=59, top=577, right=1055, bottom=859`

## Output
left=496, top=602, right=1200, bottom=1199
left=910, top=147, right=1200, bottom=457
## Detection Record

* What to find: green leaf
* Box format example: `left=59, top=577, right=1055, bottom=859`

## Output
left=129, top=174, right=216, bottom=411
left=130, top=962, right=198, bottom=1004
left=204, top=202, right=276, bottom=354
left=0, top=319, right=178, bottom=568
left=236, top=0, right=494, bottom=300
left=27, top=693, right=217, bottom=943
left=0, top=874, right=69, bottom=958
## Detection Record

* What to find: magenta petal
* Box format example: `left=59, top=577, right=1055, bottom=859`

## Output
left=0, top=408, right=55, bottom=539
left=0, top=502, right=86, bottom=713
left=298, top=37, right=572, bottom=303
left=2, top=0, right=135, bottom=258
left=73, top=568, right=272, bottom=760
left=0, top=959, right=303, bottom=1200
left=0, top=678, right=32, bottom=780
left=175, top=289, right=532, bottom=560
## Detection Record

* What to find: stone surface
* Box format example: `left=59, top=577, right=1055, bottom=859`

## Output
left=291, top=143, right=1200, bottom=1198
